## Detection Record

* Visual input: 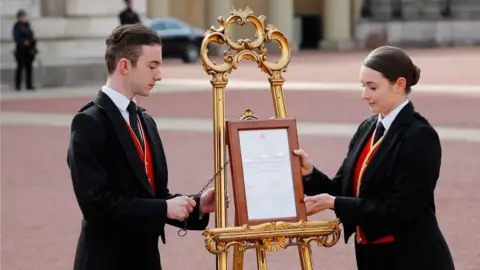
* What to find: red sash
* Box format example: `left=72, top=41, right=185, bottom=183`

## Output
left=126, top=116, right=155, bottom=194
left=353, top=130, right=394, bottom=244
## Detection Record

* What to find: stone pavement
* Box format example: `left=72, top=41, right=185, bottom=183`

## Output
left=2, top=46, right=480, bottom=92
left=1, top=48, right=480, bottom=270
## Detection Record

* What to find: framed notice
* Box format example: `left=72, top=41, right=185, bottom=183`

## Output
left=226, top=118, right=306, bottom=226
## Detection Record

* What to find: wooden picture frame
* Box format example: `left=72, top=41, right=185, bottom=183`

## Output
left=226, top=118, right=307, bottom=226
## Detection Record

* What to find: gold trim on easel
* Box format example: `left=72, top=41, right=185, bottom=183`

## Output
left=240, top=108, right=258, bottom=120
left=201, top=6, right=341, bottom=270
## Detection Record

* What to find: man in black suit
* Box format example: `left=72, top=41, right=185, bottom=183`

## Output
left=119, top=0, right=141, bottom=25
left=67, top=24, right=217, bottom=270
left=12, top=9, right=37, bottom=90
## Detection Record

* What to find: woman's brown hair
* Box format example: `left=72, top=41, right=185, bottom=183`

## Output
left=363, top=46, right=421, bottom=94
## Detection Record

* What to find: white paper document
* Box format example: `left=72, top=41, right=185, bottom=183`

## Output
left=239, top=128, right=297, bottom=220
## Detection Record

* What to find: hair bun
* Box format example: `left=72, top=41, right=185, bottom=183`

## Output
left=412, top=65, right=421, bottom=86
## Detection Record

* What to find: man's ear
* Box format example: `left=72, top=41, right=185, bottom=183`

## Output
left=118, top=58, right=130, bottom=75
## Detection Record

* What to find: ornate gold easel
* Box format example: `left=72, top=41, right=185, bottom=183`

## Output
left=200, top=7, right=341, bottom=270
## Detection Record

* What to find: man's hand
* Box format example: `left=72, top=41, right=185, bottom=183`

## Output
left=166, top=196, right=196, bottom=221
left=303, top=194, right=335, bottom=216
left=199, top=187, right=231, bottom=215
left=293, top=149, right=314, bottom=177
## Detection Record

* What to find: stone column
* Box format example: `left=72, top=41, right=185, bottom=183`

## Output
left=40, top=0, right=65, bottom=17
left=207, top=0, right=233, bottom=56
left=31, top=0, right=42, bottom=18
left=147, top=0, right=169, bottom=18
left=353, top=0, right=365, bottom=22
left=268, top=0, right=296, bottom=52
left=207, top=0, right=232, bottom=27
left=321, top=0, right=355, bottom=50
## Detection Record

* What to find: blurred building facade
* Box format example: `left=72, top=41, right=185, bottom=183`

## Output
left=146, top=0, right=359, bottom=51
left=1, top=0, right=479, bottom=87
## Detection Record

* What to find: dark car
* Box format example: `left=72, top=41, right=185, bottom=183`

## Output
left=148, top=17, right=205, bottom=63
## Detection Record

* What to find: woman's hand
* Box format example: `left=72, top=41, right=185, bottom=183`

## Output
left=293, top=149, right=314, bottom=177
left=303, top=194, right=335, bottom=216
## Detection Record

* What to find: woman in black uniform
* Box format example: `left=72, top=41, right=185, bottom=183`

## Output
left=294, top=46, right=455, bottom=270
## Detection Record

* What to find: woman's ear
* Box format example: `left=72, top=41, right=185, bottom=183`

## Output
left=395, top=77, right=407, bottom=93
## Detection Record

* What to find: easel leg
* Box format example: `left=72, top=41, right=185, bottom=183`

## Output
left=213, top=85, right=228, bottom=270
left=300, top=245, right=313, bottom=270
left=233, top=246, right=244, bottom=270
left=256, top=246, right=268, bottom=270
left=217, top=253, right=228, bottom=270
left=298, top=246, right=305, bottom=270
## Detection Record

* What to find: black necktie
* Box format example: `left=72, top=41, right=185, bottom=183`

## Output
left=373, top=121, right=385, bottom=144
left=127, top=101, right=144, bottom=149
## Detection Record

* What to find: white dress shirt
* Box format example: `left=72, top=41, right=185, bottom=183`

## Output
left=101, top=85, right=136, bottom=125
left=101, top=86, right=144, bottom=142
left=377, top=99, right=410, bottom=133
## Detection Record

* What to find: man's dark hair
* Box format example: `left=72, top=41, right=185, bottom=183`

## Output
left=105, top=24, right=162, bottom=74
left=17, top=9, right=26, bottom=18
left=363, top=45, right=421, bottom=94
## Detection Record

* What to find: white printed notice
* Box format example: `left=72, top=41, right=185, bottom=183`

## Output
left=238, top=128, right=297, bottom=220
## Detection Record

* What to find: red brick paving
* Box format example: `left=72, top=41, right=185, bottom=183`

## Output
left=2, top=90, right=479, bottom=128
left=162, top=47, right=480, bottom=85
left=2, top=48, right=479, bottom=270
left=1, top=125, right=479, bottom=270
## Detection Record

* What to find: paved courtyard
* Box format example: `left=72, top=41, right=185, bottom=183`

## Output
left=1, top=47, right=480, bottom=270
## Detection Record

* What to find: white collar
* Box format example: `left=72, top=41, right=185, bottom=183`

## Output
left=101, top=85, right=135, bottom=112
left=378, top=99, right=410, bottom=132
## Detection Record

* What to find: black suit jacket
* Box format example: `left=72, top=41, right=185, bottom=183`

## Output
left=67, top=91, right=209, bottom=270
left=303, top=102, right=454, bottom=269
left=119, top=8, right=141, bottom=25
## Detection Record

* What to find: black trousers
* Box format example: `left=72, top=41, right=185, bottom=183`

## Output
left=355, top=242, right=398, bottom=270
left=14, top=48, right=34, bottom=89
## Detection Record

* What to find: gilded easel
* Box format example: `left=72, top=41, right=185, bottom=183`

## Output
left=200, top=7, right=341, bottom=270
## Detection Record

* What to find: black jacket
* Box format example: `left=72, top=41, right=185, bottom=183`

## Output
left=67, top=90, right=209, bottom=270
left=119, top=8, right=141, bottom=25
left=303, top=102, right=454, bottom=269
left=12, top=21, right=37, bottom=55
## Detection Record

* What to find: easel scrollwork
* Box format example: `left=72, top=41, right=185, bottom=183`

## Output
left=201, top=6, right=342, bottom=270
